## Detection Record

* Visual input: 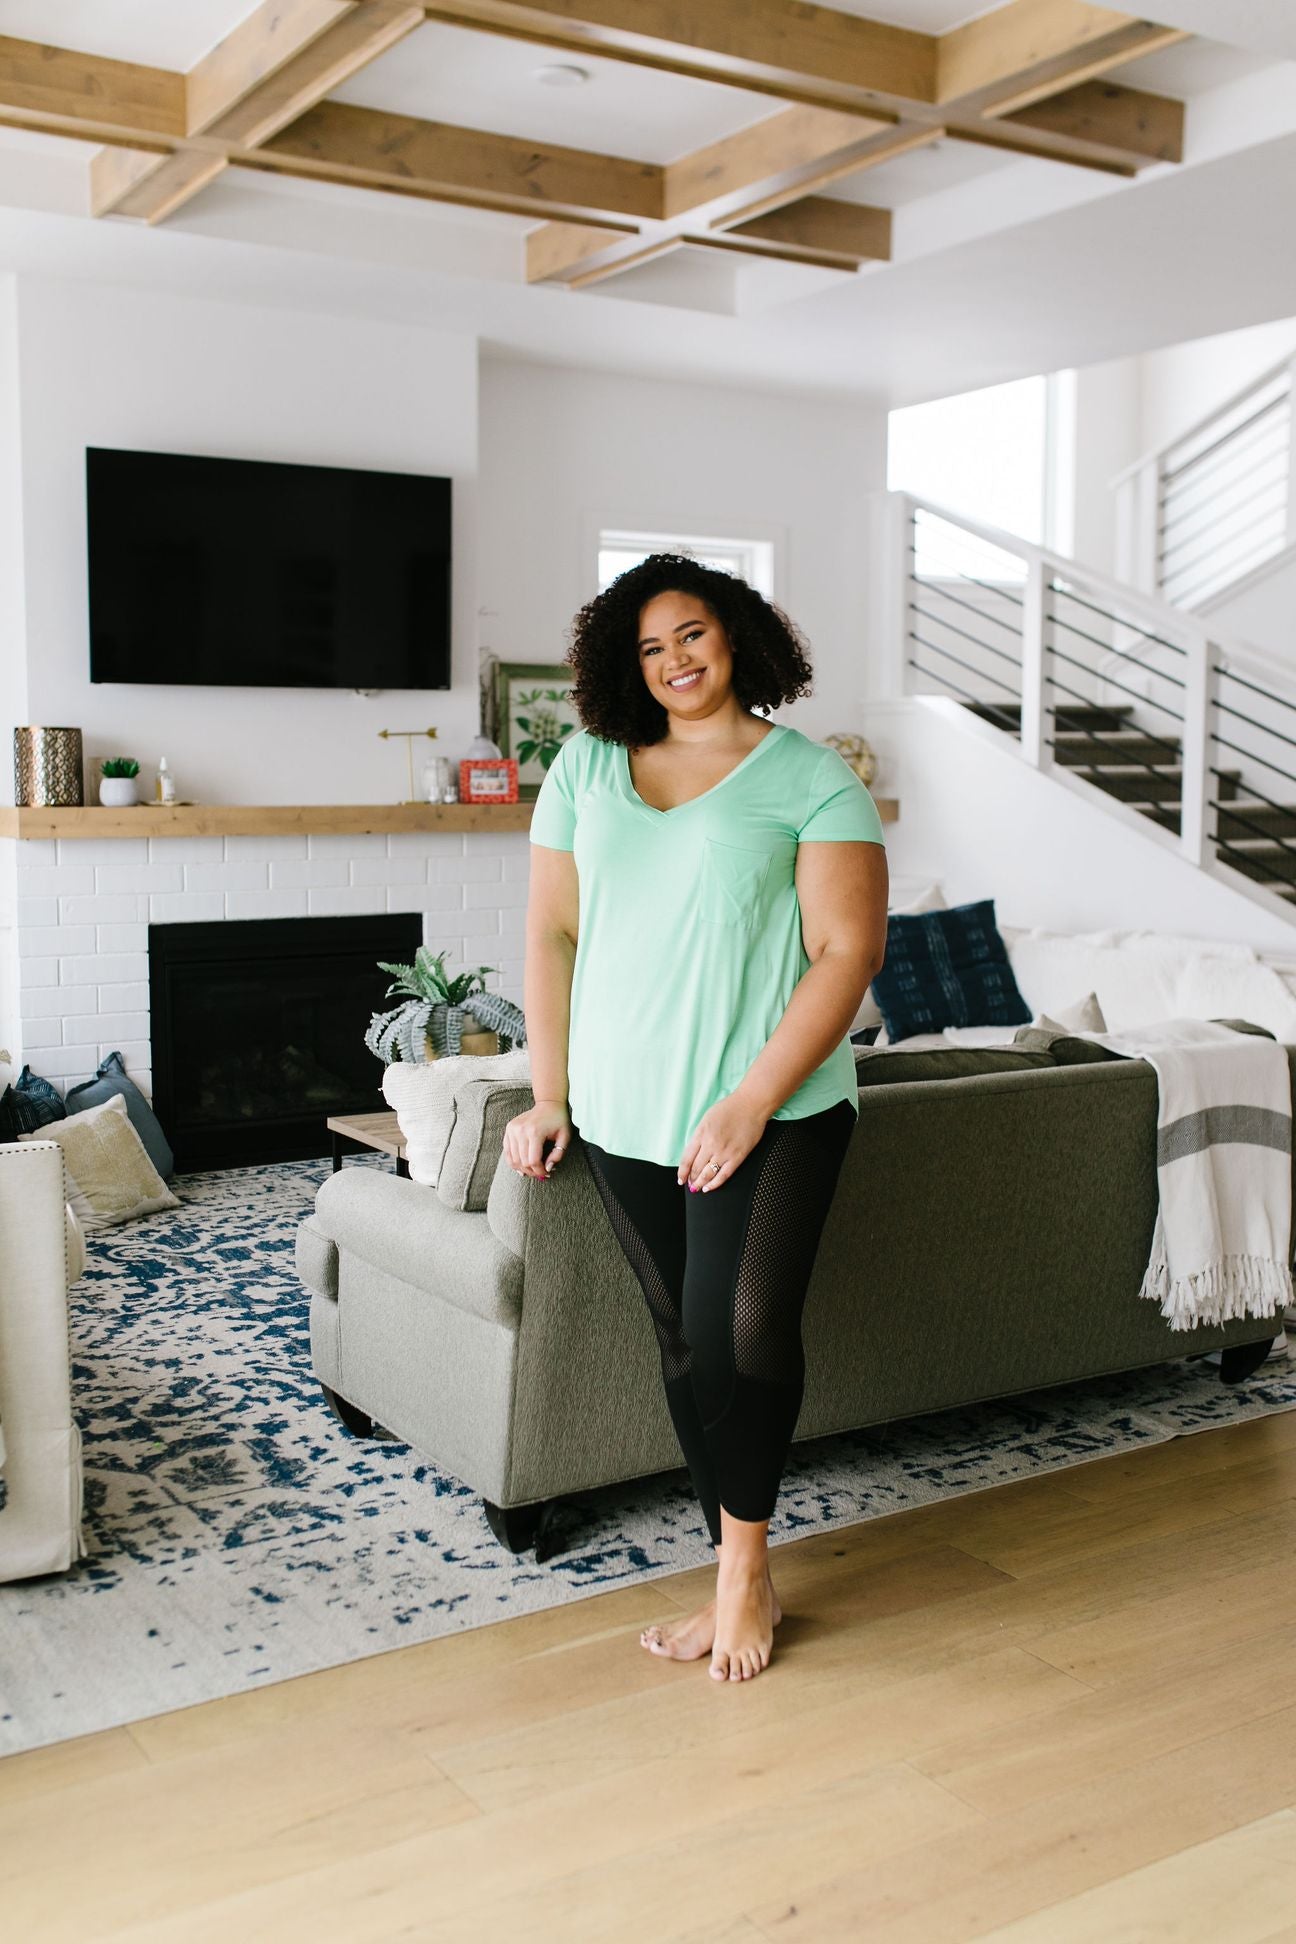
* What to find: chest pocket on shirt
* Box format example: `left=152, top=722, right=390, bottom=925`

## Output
left=699, top=837, right=771, bottom=927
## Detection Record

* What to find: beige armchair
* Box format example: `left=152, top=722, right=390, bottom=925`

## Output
left=0, top=1141, right=88, bottom=1582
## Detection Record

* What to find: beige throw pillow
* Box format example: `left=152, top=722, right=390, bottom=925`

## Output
left=20, top=1093, right=178, bottom=1232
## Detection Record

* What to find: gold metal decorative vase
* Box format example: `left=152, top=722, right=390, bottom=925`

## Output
left=14, top=727, right=85, bottom=807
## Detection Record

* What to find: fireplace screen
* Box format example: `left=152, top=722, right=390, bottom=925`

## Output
left=149, top=914, right=422, bottom=1170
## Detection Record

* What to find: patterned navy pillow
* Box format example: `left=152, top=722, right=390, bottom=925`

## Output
left=15, top=1065, right=66, bottom=1129
left=871, top=898, right=1031, bottom=1043
left=0, top=1083, right=46, bottom=1140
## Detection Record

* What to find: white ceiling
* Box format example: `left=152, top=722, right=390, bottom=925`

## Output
left=1131, top=1, right=1296, bottom=62
left=0, top=0, right=252, bottom=68
left=832, top=137, right=1014, bottom=209
left=1114, top=39, right=1269, bottom=95
left=331, top=21, right=779, bottom=166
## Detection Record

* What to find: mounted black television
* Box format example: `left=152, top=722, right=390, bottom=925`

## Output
left=86, top=447, right=452, bottom=689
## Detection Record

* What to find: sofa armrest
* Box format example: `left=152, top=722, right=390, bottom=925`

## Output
left=311, top=1167, right=524, bottom=1327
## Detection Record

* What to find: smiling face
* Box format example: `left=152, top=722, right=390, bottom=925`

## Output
left=636, top=588, right=735, bottom=719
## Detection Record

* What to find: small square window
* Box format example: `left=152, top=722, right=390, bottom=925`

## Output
left=597, top=529, right=775, bottom=598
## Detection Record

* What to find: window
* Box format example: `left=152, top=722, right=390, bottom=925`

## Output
left=597, top=528, right=775, bottom=598
left=887, top=371, right=1075, bottom=581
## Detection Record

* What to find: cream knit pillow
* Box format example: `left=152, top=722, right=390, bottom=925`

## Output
left=382, top=1048, right=532, bottom=1188
left=20, top=1093, right=178, bottom=1232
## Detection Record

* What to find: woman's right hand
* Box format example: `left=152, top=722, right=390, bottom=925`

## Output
left=504, top=1099, right=573, bottom=1181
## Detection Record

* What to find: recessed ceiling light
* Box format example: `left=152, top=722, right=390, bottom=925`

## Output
left=532, top=62, right=591, bottom=87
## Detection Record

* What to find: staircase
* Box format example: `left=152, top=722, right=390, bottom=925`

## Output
left=895, top=493, right=1296, bottom=925
left=962, top=701, right=1296, bottom=902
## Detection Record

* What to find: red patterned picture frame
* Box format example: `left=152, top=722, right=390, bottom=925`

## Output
left=459, top=756, right=519, bottom=804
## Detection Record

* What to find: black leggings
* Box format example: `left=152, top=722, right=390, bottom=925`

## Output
left=581, top=1098, right=857, bottom=1546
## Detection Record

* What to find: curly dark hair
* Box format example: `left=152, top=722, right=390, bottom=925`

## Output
left=563, top=552, right=814, bottom=747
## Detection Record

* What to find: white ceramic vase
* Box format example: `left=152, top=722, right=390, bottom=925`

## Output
left=99, top=777, right=139, bottom=807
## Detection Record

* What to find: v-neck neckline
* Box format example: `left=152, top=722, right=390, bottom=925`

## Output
left=620, top=721, right=786, bottom=820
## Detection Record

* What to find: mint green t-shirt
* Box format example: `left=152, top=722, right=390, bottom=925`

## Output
left=528, top=720, right=885, bottom=1166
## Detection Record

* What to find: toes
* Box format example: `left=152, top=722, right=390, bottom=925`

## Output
left=710, top=1652, right=729, bottom=1681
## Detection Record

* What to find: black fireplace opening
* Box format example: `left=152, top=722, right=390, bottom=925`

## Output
left=150, top=914, right=422, bottom=1170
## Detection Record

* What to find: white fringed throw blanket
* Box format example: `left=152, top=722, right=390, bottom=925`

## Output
left=1084, top=1017, right=1294, bottom=1332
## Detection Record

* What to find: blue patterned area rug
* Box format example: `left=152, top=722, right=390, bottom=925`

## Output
left=2, top=1157, right=1295, bottom=1757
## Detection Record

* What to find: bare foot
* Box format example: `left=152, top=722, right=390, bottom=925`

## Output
left=640, top=1573, right=782, bottom=1662
left=710, top=1559, right=778, bottom=1682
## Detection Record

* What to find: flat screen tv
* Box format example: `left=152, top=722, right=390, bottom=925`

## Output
left=86, top=447, right=452, bottom=689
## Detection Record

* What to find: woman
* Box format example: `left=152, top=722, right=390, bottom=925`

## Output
left=505, top=553, right=888, bottom=1683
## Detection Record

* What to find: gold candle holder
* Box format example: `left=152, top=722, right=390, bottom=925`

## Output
left=14, top=727, right=84, bottom=807
left=378, top=727, right=439, bottom=804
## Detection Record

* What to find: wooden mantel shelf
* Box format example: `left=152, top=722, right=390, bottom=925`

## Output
left=0, top=797, right=899, bottom=840
left=0, top=802, right=536, bottom=839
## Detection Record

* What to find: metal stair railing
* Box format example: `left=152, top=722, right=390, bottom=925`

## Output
left=896, top=489, right=1296, bottom=921
left=1111, top=357, right=1296, bottom=612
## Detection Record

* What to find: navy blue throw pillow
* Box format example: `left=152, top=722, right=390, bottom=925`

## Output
left=871, top=898, right=1031, bottom=1044
left=14, top=1065, right=67, bottom=1129
left=0, top=1083, right=46, bottom=1140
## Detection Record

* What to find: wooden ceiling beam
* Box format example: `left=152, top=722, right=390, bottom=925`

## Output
left=663, top=106, right=892, bottom=224
left=707, top=121, right=943, bottom=231
left=999, top=76, right=1183, bottom=165
left=938, top=2, right=1187, bottom=117
left=0, top=34, right=183, bottom=144
left=528, top=118, right=934, bottom=286
left=93, top=0, right=424, bottom=223
left=259, top=98, right=661, bottom=222
left=90, top=146, right=229, bottom=222
left=724, top=196, right=891, bottom=264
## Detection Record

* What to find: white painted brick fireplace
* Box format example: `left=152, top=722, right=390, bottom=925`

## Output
left=5, top=830, right=530, bottom=1102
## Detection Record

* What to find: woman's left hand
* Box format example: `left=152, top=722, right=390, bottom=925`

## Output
left=678, top=1091, right=769, bottom=1192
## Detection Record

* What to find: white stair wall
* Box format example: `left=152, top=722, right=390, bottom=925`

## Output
left=1197, top=543, right=1296, bottom=670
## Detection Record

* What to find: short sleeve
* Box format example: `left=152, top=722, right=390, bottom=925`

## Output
left=528, top=741, right=578, bottom=850
left=798, top=746, right=885, bottom=845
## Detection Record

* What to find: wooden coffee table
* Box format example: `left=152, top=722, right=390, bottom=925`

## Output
left=326, top=1110, right=410, bottom=1178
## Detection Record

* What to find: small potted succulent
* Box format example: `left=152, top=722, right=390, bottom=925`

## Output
left=99, top=757, right=141, bottom=807
left=364, top=945, right=528, bottom=1064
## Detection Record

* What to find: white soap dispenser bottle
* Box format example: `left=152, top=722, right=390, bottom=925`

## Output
left=156, top=756, right=176, bottom=805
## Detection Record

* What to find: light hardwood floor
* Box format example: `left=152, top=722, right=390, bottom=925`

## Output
left=6, top=1407, right=1296, bottom=1942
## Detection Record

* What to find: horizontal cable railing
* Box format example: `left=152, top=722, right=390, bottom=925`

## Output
left=896, top=490, right=1296, bottom=915
left=905, top=506, right=1027, bottom=739
left=1130, top=362, right=1295, bottom=611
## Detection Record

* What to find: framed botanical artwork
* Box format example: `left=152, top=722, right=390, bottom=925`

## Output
left=493, top=660, right=580, bottom=802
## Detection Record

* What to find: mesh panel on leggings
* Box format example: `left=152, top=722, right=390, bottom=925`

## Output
left=731, top=1121, right=835, bottom=1384
left=586, top=1153, right=692, bottom=1385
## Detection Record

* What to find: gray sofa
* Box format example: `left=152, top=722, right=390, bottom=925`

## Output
left=296, top=1039, right=1288, bottom=1555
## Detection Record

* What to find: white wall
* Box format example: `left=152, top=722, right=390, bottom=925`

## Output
left=1067, top=357, right=1142, bottom=579
left=477, top=355, right=887, bottom=738
left=1136, top=314, right=1296, bottom=458
left=0, top=279, right=24, bottom=1069
left=865, top=698, right=1296, bottom=950
left=5, top=275, right=479, bottom=807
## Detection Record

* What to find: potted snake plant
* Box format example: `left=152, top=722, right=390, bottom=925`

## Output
left=364, top=945, right=528, bottom=1064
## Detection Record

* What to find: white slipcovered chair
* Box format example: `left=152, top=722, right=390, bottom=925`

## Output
left=0, top=1140, right=87, bottom=1582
